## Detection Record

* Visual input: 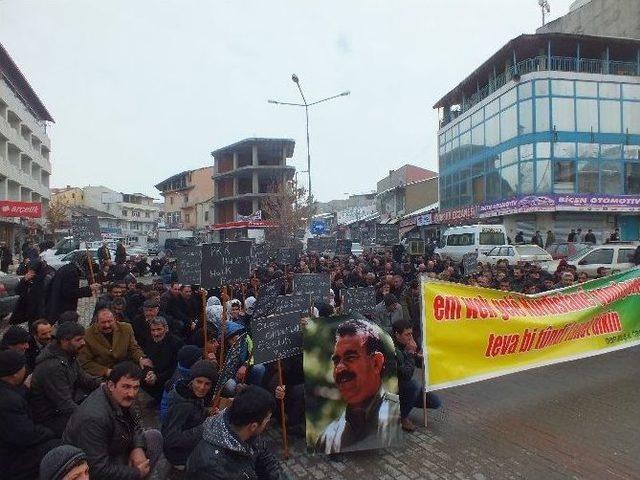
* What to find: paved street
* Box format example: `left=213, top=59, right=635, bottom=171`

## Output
left=77, top=294, right=640, bottom=480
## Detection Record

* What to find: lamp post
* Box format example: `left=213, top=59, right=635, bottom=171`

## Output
left=268, top=74, right=350, bottom=200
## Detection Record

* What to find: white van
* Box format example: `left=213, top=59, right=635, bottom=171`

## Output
left=435, top=225, right=508, bottom=262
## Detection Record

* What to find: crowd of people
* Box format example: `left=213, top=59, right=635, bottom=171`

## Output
left=0, top=239, right=625, bottom=479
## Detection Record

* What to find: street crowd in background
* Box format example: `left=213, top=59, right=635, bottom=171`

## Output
left=0, top=236, right=635, bottom=480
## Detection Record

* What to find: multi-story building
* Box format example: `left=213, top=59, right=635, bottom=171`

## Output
left=0, top=43, right=53, bottom=248
left=376, top=164, right=438, bottom=221
left=154, top=166, right=214, bottom=230
left=210, top=138, right=295, bottom=241
left=433, top=32, right=640, bottom=242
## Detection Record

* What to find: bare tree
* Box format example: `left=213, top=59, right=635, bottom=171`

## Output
left=45, top=198, right=69, bottom=237
left=261, top=180, right=315, bottom=248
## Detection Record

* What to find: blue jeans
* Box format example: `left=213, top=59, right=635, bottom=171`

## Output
left=398, top=378, right=441, bottom=419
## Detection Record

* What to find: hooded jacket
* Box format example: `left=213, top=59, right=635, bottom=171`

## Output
left=30, top=341, right=101, bottom=425
left=186, top=410, right=287, bottom=480
left=161, top=379, right=210, bottom=466
left=160, top=362, right=191, bottom=421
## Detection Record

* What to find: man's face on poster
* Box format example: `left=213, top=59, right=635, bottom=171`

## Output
left=331, top=332, right=384, bottom=407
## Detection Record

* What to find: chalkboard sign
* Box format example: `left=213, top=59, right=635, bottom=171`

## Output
left=375, top=224, right=399, bottom=245
left=176, top=245, right=202, bottom=285
left=306, top=236, right=337, bottom=253
left=335, top=239, right=352, bottom=256
left=213, top=336, right=244, bottom=397
left=71, top=216, right=102, bottom=243
left=462, top=252, right=479, bottom=276
left=251, top=243, right=274, bottom=268
left=278, top=247, right=297, bottom=265
left=342, top=287, right=376, bottom=315
left=252, top=277, right=285, bottom=319
left=293, top=273, right=331, bottom=305
left=274, top=292, right=311, bottom=315
left=201, top=241, right=251, bottom=288
left=252, top=312, right=302, bottom=364
left=360, top=231, right=372, bottom=247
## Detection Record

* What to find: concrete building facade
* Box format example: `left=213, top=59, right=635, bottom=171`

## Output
left=0, top=43, right=53, bottom=249
left=538, top=0, right=640, bottom=40
left=154, top=166, right=214, bottom=230
left=376, top=164, right=438, bottom=221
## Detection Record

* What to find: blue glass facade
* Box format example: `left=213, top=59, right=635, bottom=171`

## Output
left=438, top=75, right=640, bottom=210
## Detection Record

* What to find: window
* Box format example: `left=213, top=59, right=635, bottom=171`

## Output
left=552, top=80, right=574, bottom=96
left=170, top=197, right=174, bottom=205
left=554, top=160, right=575, bottom=193
left=501, top=163, right=518, bottom=196
left=185, top=213, right=190, bottom=223
left=479, top=231, right=506, bottom=245
left=500, top=105, right=517, bottom=141
left=535, top=80, right=549, bottom=96
left=518, top=82, right=532, bottom=100
left=601, top=144, right=622, bottom=159
left=600, top=100, right=621, bottom=133
left=535, top=98, right=550, bottom=132
left=554, top=142, right=575, bottom=158
left=145, top=212, right=150, bottom=218
left=122, top=210, right=128, bottom=216
left=625, top=163, right=640, bottom=194
left=624, top=145, right=640, bottom=161
left=576, top=99, right=598, bottom=132
left=623, top=84, right=640, bottom=100
left=581, top=249, right=613, bottom=265
left=578, top=143, right=599, bottom=158
left=471, top=124, right=484, bottom=146
left=485, top=114, right=499, bottom=147
left=519, top=161, right=534, bottom=194
left=184, top=195, right=189, bottom=204
left=576, top=81, right=597, bottom=98
left=577, top=160, right=599, bottom=193
left=623, top=102, right=640, bottom=134
left=485, top=99, right=499, bottom=118
left=552, top=97, right=575, bottom=131
left=519, top=100, right=533, bottom=134
left=601, top=160, right=622, bottom=194
left=204, top=211, right=209, bottom=222
left=536, top=159, right=551, bottom=192
left=618, top=248, right=636, bottom=264
left=472, top=109, right=484, bottom=126
left=501, top=88, right=517, bottom=108
left=520, top=144, right=534, bottom=161
left=501, top=147, right=518, bottom=166
left=599, top=83, right=620, bottom=99
left=486, top=171, right=501, bottom=201
left=447, top=233, right=474, bottom=246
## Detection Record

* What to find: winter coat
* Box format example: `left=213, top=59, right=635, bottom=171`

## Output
left=11, top=268, right=49, bottom=325
left=78, top=321, right=145, bottom=377
left=143, top=334, right=184, bottom=388
left=115, top=243, right=127, bottom=265
left=30, top=341, right=101, bottom=426
left=162, top=379, right=210, bottom=466
left=186, top=410, right=288, bottom=480
left=62, top=385, right=147, bottom=480
left=46, top=262, right=92, bottom=323
left=394, top=341, right=417, bottom=382
left=160, top=362, right=192, bottom=421
left=373, top=301, right=410, bottom=333
left=0, top=379, right=56, bottom=470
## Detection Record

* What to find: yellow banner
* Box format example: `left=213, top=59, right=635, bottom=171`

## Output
left=421, top=269, right=640, bottom=390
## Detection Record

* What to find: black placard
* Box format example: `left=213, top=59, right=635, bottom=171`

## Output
left=176, top=245, right=202, bottom=285
left=71, top=216, right=102, bottom=243
left=278, top=247, right=297, bottom=265
left=201, top=241, right=251, bottom=288
left=213, top=336, right=244, bottom=397
left=306, top=236, right=337, bottom=253
left=274, top=292, right=311, bottom=315
left=335, top=239, right=352, bottom=256
left=252, top=311, right=302, bottom=364
left=375, top=224, right=399, bottom=245
left=251, top=243, right=274, bottom=268
left=462, top=252, right=479, bottom=276
left=293, top=273, right=331, bottom=305
left=342, top=287, right=376, bottom=315
left=251, top=277, right=285, bottom=319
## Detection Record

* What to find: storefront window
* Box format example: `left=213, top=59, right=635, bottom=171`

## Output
left=623, top=102, right=640, bottom=134
left=519, top=100, right=533, bottom=134
left=552, top=98, right=575, bottom=131
left=519, top=161, right=534, bottom=194
left=576, top=99, right=599, bottom=132
left=625, top=163, right=640, bottom=194
left=536, top=159, right=551, bottom=193
left=577, top=160, right=599, bottom=193
left=553, top=160, right=575, bottom=193
left=535, top=98, right=549, bottom=132
left=601, top=160, right=622, bottom=193
left=600, top=100, right=621, bottom=133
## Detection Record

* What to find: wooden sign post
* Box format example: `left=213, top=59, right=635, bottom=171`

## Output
left=276, top=359, right=289, bottom=459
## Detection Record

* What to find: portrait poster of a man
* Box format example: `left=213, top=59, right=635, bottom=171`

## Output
left=303, top=315, right=402, bottom=454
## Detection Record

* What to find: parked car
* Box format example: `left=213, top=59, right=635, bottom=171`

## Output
left=545, top=242, right=640, bottom=277
left=0, top=272, right=21, bottom=320
left=478, top=244, right=554, bottom=266
left=435, top=224, right=508, bottom=262
left=47, top=248, right=100, bottom=274
left=147, top=243, right=160, bottom=255
left=545, top=242, right=591, bottom=260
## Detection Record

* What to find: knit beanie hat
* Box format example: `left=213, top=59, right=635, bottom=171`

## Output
left=190, top=360, right=218, bottom=382
left=0, top=349, right=25, bottom=377
left=177, top=345, right=202, bottom=368
left=56, top=322, right=85, bottom=341
left=39, top=445, right=87, bottom=480
left=1, top=325, right=30, bottom=346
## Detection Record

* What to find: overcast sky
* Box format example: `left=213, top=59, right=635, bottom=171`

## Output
left=0, top=0, right=574, bottom=202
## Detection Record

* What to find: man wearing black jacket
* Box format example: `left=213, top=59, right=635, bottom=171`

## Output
left=46, top=259, right=100, bottom=324
left=142, top=317, right=184, bottom=404
left=0, top=349, right=61, bottom=480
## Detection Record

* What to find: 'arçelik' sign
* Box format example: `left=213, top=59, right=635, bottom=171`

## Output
left=0, top=201, right=42, bottom=218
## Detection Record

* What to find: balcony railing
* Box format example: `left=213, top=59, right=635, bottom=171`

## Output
left=442, top=55, right=640, bottom=127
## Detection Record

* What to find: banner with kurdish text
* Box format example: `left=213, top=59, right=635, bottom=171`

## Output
left=421, top=268, right=640, bottom=391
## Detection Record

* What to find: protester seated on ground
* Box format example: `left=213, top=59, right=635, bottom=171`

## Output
left=131, top=298, right=163, bottom=349
left=141, top=317, right=184, bottom=406
left=162, top=360, right=218, bottom=470
left=25, top=319, right=53, bottom=373
left=109, top=297, right=129, bottom=323
left=392, top=319, right=441, bottom=433
left=30, top=322, right=101, bottom=437
left=58, top=310, right=81, bottom=324
left=39, top=444, right=90, bottom=480
left=63, top=361, right=163, bottom=480
left=0, top=349, right=62, bottom=480
left=160, top=345, right=203, bottom=421
left=1, top=324, right=30, bottom=354
left=79, top=307, right=152, bottom=378
left=220, top=321, right=266, bottom=396
left=186, top=385, right=288, bottom=480
left=166, top=284, right=200, bottom=338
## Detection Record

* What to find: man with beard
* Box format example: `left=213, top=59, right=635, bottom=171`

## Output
left=315, top=318, right=401, bottom=454
left=30, top=322, right=101, bottom=436
left=25, top=319, right=53, bottom=374
left=142, top=317, right=183, bottom=405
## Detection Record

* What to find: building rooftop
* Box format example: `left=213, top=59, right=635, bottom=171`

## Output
left=0, top=42, right=54, bottom=122
left=211, top=138, right=295, bottom=157
left=433, top=32, right=640, bottom=119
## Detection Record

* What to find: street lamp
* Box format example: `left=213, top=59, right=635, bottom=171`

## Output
left=268, top=74, right=350, bottom=200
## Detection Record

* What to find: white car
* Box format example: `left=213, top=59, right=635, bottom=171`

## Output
left=545, top=242, right=639, bottom=277
left=47, top=248, right=101, bottom=270
left=478, top=244, right=553, bottom=266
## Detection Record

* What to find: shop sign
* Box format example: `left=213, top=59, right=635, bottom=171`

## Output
left=0, top=201, right=42, bottom=218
